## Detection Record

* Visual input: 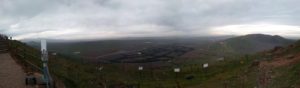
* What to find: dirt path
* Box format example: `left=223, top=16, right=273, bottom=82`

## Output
left=0, top=53, right=33, bottom=88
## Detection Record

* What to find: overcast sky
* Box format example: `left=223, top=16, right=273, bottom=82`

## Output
left=1, top=0, right=300, bottom=40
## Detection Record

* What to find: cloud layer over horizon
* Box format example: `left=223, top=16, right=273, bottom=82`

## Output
left=1, top=0, right=300, bottom=40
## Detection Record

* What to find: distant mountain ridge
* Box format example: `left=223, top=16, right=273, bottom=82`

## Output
left=211, top=34, right=295, bottom=54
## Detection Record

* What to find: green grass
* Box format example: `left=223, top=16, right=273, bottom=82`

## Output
left=9, top=39, right=257, bottom=88
left=10, top=39, right=300, bottom=88
left=269, top=62, right=300, bottom=88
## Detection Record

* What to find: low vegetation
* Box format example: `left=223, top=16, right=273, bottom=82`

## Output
left=9, top=35, right=300, bottom=88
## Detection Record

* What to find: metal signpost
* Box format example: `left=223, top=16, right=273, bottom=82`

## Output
left=174, top=68, right=181, bottom=88
left=203, top=63, right=209, bottom=80
left=138, top=66, right=143, bottom=71
left=203, top=63, right=209, bottom=68
left=138, top=66, right=143, bottom=88
left=98, top=66, right=104, bottom=79
left=41, top=40, right=52, bottom=88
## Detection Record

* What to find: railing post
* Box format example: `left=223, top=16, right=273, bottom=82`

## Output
left=8, top=37, right=12, bottom=51
left=23, top=48, right=26, bottom=59
left=15, top=44, right=18, bottom=57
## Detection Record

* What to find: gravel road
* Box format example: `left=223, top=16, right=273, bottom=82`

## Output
left=0, top=53, right=33, bottom=88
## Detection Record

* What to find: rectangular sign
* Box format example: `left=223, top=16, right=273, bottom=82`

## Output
left=203, top=63, right=209, bottom=68
left=138, top=66, right=143, bottom=70
left=41, top=40, right=47, bottom=51
left=174, top=68, right=180, bottom=72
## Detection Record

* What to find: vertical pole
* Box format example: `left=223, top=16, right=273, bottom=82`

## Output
left=138, top=66, right=143, bottom=88
left=138, top=71, right=141, bottom=88
left=150, top=62, right=154, bottom=81
left=23, top=48, right=26, bottom=59
left=174, top=68, right=181, bottom=88
left=175, top=72, right=178, bottom=88
left=257, top=66, right=260, bottom=88
left=224, top=80, right=228, bottom=88
left=8, top=37, right=11, bottom=51
left=41, top=40, right=51, bottom=88
left=15, top=42, right=18, bottom=56
left=175, top=72, right=181, bottom=88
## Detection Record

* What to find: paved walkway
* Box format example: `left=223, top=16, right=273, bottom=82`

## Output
left=0, top=53, right=31, bottom=88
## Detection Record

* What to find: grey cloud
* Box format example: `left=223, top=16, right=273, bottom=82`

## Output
left=0, top=0, right=300, bottom=40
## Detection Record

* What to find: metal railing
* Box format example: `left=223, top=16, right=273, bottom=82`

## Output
left=9, top=40, right=43, bottom=72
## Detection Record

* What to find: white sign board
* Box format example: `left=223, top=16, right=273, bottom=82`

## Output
left=203, top=63, right=209, bottom=68
left=138, top=66, right=143, bottom=70
left=98, top=66, right=103, bottom=71
left=41, top=40, right=48, bottom=61
left=73, top=52, right=81, bottom=54
left=41, top=40, right=47, bottom=51
left=137, top=52, right=142, bottom=55
left=217, top=57, right=224, bottom=61
left=174, top=68, right=180, bottom=72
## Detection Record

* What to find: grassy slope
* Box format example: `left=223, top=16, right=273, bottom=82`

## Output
left=189, top=55, right=259, bottom=88
left=267, top=41, right=300, bottom=88
left=12, top=38, right=300, bottom=88
left=195, top=40, right=300, bottom=88
left=209, top=34, right=294, bottom=54
left=12, top=39, right=255, bottom=88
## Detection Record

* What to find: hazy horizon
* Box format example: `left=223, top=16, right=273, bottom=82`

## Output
left=20, top=34, right=300, bottom=43
left=1, top=0, right=300, bottom=40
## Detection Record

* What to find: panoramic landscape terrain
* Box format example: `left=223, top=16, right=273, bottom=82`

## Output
left=13, top=34, right=298, bottom=88
left=1, top=0, right=300, bottom=88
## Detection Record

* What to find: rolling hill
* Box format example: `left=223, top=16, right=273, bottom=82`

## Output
left=188, top=40, right=300, bottom=88
left=210, top=34, right=294, bottom=54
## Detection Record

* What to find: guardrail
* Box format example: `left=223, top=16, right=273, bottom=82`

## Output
left=0, top=34, right=9, bottom=48
left=0, top=34, right=8, bottom=40
left=9, top=40, right=43, bottom=73
left=12, top=41, right=55, bottom=88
